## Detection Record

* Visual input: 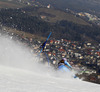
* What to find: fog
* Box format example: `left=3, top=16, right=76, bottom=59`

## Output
left=0, top=33, right=75, bottom=78
left=0, top=32, right=100, bottom=92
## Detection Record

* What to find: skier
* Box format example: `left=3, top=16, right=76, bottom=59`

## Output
left=58, top=58, right=77, bottom=78
left=40, top=40, right=47, bottom=52
left=58, top=58, right=72, bottom=72
left=38, top=32, right=52, bottom=55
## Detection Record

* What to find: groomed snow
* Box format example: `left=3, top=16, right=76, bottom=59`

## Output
left=0, top=34, right=100, bottom=92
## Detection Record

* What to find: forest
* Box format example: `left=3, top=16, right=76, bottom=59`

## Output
left=0, top=8, right=100, bottom=43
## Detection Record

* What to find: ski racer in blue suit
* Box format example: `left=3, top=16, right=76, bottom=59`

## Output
left=58, top=58, right=77, bottom=78
left=58, top=58, right=72, bottom=72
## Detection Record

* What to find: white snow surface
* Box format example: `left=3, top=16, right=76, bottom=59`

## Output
left=0, top=34, right=100, bottom=92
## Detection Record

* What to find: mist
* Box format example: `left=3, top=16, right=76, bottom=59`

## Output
left=0, top=32, right=76, bottom=79
left=0, top=30, right=100, bottom=92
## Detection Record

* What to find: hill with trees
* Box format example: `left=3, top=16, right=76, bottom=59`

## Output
left=0, top=7, right=100, bottom=43
left=23, top=7, right=90, bottom=25
left=0, top=0, right=27, bottom=8
left=36, top=0, right=100, bottom=16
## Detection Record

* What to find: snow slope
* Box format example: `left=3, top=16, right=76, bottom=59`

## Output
left=0, top=34, right=100, bottom=92
left=0, top=65, right=100, bottom=92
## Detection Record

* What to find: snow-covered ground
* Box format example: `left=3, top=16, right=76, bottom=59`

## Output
left=0, top=34, right=100, bottom=92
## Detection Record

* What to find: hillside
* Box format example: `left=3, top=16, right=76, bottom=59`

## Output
left=1, top=0, right=100, bottom=16
left=0, top=0, right=26, bottom=8
left=36, top=0, right=100, bottom=16
left=25, top=7, right=90, bottom=25
left=0, top=7, right=100, bottom=43
left=1, top=26, right=46, bottom=41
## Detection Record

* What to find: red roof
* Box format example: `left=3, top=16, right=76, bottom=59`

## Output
left=48, top=52, right=51, bottom=54
left=96, top=52, right=100, bottom=56
left=59, top=49, right=65, bottom=52
left=50, top=40, right=53, bottom=43
left=53, top=53, right=56, bottom=56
